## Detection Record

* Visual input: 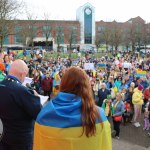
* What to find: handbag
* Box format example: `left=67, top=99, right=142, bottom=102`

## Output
left=114, top=116, right=122, bottom=122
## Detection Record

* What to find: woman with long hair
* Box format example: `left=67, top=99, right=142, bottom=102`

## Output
left=112, top=92, right=125, bottom=139
left=34, top=67, right=112, bottom=150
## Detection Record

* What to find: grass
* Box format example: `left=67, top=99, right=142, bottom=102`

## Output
left=44, top=52, right=112, bottom=60
left=16, top=52, right=113, bottom=61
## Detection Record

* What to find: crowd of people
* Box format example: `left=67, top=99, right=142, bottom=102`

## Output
left=0, top=49, right=150, bottom=149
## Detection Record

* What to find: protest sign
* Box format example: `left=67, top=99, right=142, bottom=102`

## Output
left=123, top=63, right=131, bottom=68
left=96, top=64, right=106, bottom=70
left=84, top=63, right=95, bottom=70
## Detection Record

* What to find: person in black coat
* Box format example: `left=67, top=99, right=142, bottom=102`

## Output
left=0, top=60, right=42, bottom=150
left=97, top=83, right=110, bottom=107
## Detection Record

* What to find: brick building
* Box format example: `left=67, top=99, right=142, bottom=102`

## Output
left=3, top=2, right=150, bottom=51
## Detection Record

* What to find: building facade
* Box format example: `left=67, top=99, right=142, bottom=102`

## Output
left=3, top=2, right=150, bottom=51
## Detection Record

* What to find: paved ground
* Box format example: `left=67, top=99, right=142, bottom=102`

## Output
left=111, top=113, right=150, bottom=150
left=113, top=139, right=150, bottom=150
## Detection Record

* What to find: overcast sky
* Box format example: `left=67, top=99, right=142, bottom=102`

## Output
left=20, top=0, right=150, bottom=22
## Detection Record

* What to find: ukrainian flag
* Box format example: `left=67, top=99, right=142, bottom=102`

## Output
left=34, top=92, right=112, bottom=150
left=136, top=70, right=147, bottom=77
left=112, top=85, right=118, bottom=94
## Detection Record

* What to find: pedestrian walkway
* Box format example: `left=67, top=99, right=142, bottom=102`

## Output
left=110, top=113, right=150, bottom=149
left=119, top=120, right=150, bottom=148
left=113, top=139, right=150, bottom=150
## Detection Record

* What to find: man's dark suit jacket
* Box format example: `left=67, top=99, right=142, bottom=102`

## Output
left=98, top=88, right=110, bottom=107
left=0, top=75, right=42, bottom=147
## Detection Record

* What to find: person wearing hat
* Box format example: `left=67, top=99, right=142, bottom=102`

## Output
left=132, top=84, right=144, bottom=127
left=102, top=95, right=114, bottom=118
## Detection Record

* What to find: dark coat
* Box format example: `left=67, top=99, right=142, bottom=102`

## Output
left=98, top=88, right=110, bottom=107
left=0, top=75, right=42, bottom=146
left=124, top=91, right=133, bottom=103
left=42, top=77, right=53, bottom=92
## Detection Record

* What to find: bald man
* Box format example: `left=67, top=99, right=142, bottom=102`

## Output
left=0, top=60, right=42, bottom=150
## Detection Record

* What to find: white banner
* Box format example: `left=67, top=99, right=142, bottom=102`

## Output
left=84, top=63, right=95, bottom=70
left=123, top=63, right=131, bottom=68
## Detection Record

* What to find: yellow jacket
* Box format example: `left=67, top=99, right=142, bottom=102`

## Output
left=132, top=88, right=143, bottom=105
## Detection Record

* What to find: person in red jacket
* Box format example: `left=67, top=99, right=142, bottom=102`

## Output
left=41, top=72, right=53, bottom=99
left=144, top=86, right=150, bottom=102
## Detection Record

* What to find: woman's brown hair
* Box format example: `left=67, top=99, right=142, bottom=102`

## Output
left=4, top=54, right=10, bottom=63
left=60, top=67, right=101, bottom=137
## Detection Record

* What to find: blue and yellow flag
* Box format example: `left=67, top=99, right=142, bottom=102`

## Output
left=34, top=92, right=112, bottom=150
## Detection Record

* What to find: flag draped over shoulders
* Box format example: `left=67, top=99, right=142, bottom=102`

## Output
left=34, top=92, right=112, bottom=150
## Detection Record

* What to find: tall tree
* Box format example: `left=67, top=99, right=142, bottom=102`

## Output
left=0, top=0, right=23, bottom=51
left=65, top=26, right=77, bottom=57
left=25, top=13, right=38, bottom=49
left=122, top=27, right=131, bottom=51
left=109, top=21, right=122, bottom=53
left=95, top=28, right=104, bottom=51
left=43, top=13, right=52, bottom=51
left=135, top=23, right=144, bottom=51
left=129, top=23, right=136, bottom=53
left=15, top=21, right=28, bottom=46
left=142, top=24, right=150, bottom=53
left=53, top=22, right=64, bottom=53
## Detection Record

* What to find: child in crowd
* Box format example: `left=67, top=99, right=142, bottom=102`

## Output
left=123, top=101, right=131, bottom=125
left=143, top=101, right=150, bottom=131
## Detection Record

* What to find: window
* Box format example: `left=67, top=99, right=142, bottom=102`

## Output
left=43, top=26, right=51, bottom=37
left=28, top=25, right=37, bottom=37
left=56, top=27, right=64, bottom=44
left=84, top=8, right=92, bottom=44
left=98, top=26, right=105, bottom=32
left=128, top=20, right=132, bottom=24
left=3, top=36, right=9, bottom=45
left=136, top=24, right=142, bottom=33
left=15, top=26, right=22, bottom=44
left=69, top=26, right=77, bottom=44
left=124, top=28, right=130, bottom=33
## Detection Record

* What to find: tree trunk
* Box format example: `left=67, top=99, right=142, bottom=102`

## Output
left=0, top=42, right=3, bottom=52
left=69, top=43, right=72, bottom=58
left=132, top=43, right=135, bottom=54
left=126, top=45, right=129, bottom=51
left=0, top=36, right=3, bottom=52
left=31, top=39, right=34, bottom=50
left=106, top=42, right=108, bottom=51
left=145, top=44, right=147, bottom=54
left=111, top=45, right=114, bottom=54
left=46, top=38, right=48, bottom=51
left=115, top=45, right=118, bottom=53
